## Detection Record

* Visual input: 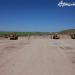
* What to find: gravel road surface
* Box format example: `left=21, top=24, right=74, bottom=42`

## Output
left=0, top=38, right=75, bottom=75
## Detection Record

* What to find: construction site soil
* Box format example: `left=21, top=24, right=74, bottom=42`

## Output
left=0, top=37, right=75, bottom=75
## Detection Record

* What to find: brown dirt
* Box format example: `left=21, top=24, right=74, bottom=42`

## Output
left=0, top=37, right=75, bottom=75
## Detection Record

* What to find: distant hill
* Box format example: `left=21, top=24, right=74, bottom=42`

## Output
left=0, top=29, right=75, bottom=37
left=58, top=29, right=75, bottom=34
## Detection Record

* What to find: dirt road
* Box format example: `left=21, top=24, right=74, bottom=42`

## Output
left=0, top=38, right=75, bottom=75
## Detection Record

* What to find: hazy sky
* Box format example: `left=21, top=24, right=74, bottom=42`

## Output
left=0, top=0, right=75, bottom=32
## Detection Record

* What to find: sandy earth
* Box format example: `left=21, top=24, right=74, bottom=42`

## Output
left=0, top=37, right=75, bottom=75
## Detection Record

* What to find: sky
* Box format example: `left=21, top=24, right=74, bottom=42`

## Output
left=0, top=0, right=75, bottom=32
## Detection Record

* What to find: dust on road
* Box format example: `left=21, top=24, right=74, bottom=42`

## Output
left=0, top=38, right=75, bottom=75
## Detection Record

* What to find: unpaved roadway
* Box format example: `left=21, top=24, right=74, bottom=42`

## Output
left=0, top=38, right=75, bottom=75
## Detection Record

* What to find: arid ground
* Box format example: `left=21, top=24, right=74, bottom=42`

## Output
left=0, top=37, right=75, bottom=75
